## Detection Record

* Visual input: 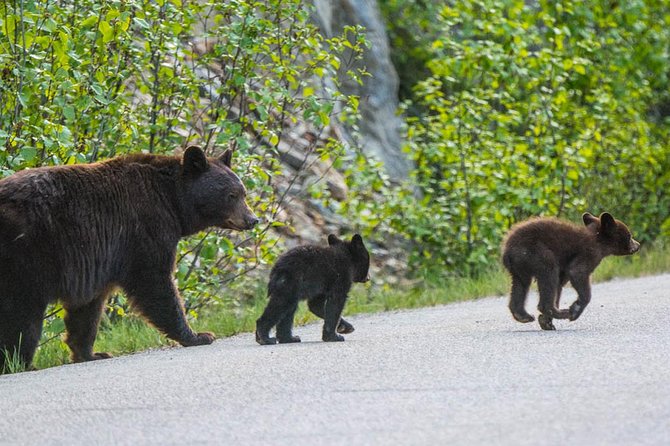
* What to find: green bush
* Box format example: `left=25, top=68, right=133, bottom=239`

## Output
left=0, top=0, right=365, bottom=339
left=363, top=0, right=670, bottom=274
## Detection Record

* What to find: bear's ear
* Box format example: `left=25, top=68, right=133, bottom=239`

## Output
left=582, top=212, right=598, bottom=227
left=183, top=146, right=209, bottom=176
left=219, top=149, right=233, bottom=168
left=351, top=234, right=364, bottom=246
left=599, top=212, right=616, bottom=232
left=327, top=234, right=342, bottom=246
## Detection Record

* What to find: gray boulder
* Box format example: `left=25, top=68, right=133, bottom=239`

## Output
left=313, top=0, right=411, bottom=179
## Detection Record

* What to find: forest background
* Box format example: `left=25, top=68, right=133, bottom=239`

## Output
left=1, top=0, right=669, bottom=368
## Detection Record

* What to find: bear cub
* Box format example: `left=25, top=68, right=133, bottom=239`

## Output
left=256, top=234, right=370, bottom=345
left=502, top=212, right=640, bottom=330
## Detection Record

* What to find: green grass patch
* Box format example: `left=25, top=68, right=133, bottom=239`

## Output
left=15, top=242, right=669, bottom=374
left=2, top=335, right=27, bottom=374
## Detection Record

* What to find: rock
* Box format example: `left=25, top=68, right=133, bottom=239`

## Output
left=312, top=0, right=412, bottom=179
left=325, top=169, right=348, bottom=201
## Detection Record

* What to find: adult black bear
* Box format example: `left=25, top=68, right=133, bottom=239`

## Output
left=256, top=234, right=370, bottom=345
left=0, top=146, right=259, bottom=371
left=502, top=212, right=640, bottom=330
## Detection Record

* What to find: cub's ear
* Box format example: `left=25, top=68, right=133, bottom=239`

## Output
left=582, top=212, right=598, bottom=227
left=219, top=149, right=233, bottom=168
left=183, top=145, right=209, bottom=175
left=351, top=234, right=365, bottom=246
left=327, top=234, right=342, bottom=246
left=599, top=212, right=616, bottom=232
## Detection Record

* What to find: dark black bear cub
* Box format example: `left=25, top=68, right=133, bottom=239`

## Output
left=256, top=234, right=370, bottom=345
left=502, top=212, right=640, bottom=331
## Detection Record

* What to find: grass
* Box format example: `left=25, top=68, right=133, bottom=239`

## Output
left=1, top=335, right=26, bottom=375
left=6, top=242, right=669, bottom=374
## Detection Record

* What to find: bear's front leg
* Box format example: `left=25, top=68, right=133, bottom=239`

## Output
left=123, top=273, right=214, bottom=347
left=536, top=270, right=560, bottom=330
left=64, top=295, right=114, bottom=362
left=568, top=274, right=592, bottom=321
left=307, top=295, right=355, bottom=334
left=550, top=279, right=571, bottom=320
left=322, top=294, right=347, bottom=342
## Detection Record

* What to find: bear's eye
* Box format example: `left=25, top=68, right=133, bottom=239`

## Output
left=228, top=193, right=237, bottom=200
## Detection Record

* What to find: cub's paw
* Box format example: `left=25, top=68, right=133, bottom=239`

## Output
left=551, top=309, right=571, bottom=320
left=277, top=335, right=301, bottom=344
left=538, top=314, right=556, bottom=331
left=323, top=333, right=345, bottom=342
left=255, top=331, right=277, bottom=345
left=512, top=311, right=535, bottom=323
left=337, top=320, right=355, bottom=334
left=569, top=302, right=584, bottom=321
left=92, top=352, right=113, bottom=360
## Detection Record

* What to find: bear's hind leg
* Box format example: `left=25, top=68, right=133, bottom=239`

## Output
left=536, top=268, right=560, bottom=330
left=275, top=302, right=301, bottom=344
left=307, top=295, right=355, bottom=334
left=64, top=294, right=112, bottom=363
left=256, top=291, right=297, bottom=345
left=551, top=273, right=571, bottom=320
left=0, top=303, right=45, bottom=372
left=508, top=273, right=534, bottom=323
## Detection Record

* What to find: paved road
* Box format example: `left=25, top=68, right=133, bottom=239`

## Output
left=1, top=275, right=669, bottom=446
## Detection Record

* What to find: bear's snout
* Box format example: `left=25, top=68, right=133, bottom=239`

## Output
left=630, top=238, right=640, bottom=254
left=245, top=215, right=261, bottom=229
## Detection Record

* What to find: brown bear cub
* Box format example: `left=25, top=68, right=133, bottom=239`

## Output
left=256, top=234, right=370, bottom=345
left=0, top=146, right=259, bottom=371
left=502, top=212, right=640, bottom=330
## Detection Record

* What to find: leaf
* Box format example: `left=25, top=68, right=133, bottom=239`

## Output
left=81, top=15, right=98, bottom=28
left=20, top=147, right=37, bottom=162
left=98, top=20, right=113, bottom=43
left=63, top=105, right=75, bottom=121
left=133, top=17, right=150, bottom=29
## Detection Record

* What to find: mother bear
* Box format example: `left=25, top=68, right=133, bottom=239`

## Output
left=0, top=146, right=258, bottom=370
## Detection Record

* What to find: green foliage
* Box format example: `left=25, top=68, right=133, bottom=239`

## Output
left=366, top=0, right=670, bottom=274
left=1, top=335, right=27, bottom=374
left=377, top=0, right=441, bottom=104
left=0, top=0, right=365, bottom=351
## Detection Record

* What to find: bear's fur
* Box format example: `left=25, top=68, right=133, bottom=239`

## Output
left=0, top=146, right=259, bottom=370
left=501, top=212, right=640, bottom=330
left=255, top=234, right=370, bottom=345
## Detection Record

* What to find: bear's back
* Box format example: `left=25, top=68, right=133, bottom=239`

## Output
left=502, top=217, right=596, bottom=268
left=0, top=156, right=183, bottom=302
left=269, top=244, right=352, bottom=298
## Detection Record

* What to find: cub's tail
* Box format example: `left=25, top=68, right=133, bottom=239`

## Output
left=267, top=268, right=297, bottom=300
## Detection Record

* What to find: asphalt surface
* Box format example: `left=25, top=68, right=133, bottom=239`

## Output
left=1, top=274, right=669, bottom=446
